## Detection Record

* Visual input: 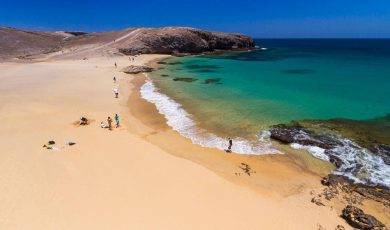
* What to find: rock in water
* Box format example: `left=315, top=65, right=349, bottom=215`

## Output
left=121, top=66, right=154, bottom=74
left=172, top=77, right=197, bottom=82
left=341, top=205, right=387, bottom=230
left=204, top=78, right=222, bottom=84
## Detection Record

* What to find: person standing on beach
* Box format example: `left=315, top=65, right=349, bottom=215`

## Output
left=227, top=138, right=233, bottom=152
left=115, top=114, right=120, bottom=128
left=113, top=76, right=116, bottom=83
left=113, top=88, right=119, bottom=98
left=107, top=117, right=113, bottom=130
left=114, top=62, right=117, bottom=68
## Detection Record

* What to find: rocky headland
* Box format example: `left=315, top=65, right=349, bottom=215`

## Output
left=0, top=26, right=255, bottom=60
left=116, top=27, right=254, bottom=55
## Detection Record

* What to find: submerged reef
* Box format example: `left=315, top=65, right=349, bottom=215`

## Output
left=173, top=77, right=198, bottom=82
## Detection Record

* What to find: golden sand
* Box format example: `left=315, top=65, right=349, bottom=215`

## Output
left=0, top=53, right=378, bottom=229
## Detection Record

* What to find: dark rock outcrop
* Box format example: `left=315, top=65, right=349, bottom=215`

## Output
left=121, top=65, right=154, bottom=74
left=118, top=27, right=254, bottom=55
left=354, top=186, right=390, bottom=208
left=321, top=174, right=390, bottom=207
left=341, top=205, right=387, bottom=230
left=321, top=174, right=353, bottom=187
left=269, top=123, right=339, bottom=149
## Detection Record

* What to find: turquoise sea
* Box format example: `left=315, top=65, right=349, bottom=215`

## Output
left=142, top=39, right=390, bottom=187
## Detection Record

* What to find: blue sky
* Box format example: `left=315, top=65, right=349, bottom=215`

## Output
left=1, top=0, right=390, bottom=38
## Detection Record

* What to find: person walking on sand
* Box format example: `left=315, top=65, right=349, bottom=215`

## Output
left=107, top=116, right=113, bottom=130
left=115, top=114, right=120, bottom=128
left=114, top=62, right=117, bottom=68
left=113, top=88, right=119, bottom=98
left=113, top=76, right=116, bottom=83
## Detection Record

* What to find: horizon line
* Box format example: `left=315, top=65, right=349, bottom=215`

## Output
left=2, top=25, right=390, bottom=40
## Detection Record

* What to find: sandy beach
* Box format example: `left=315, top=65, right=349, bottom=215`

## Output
left=1, top=52, right=387, bottom=229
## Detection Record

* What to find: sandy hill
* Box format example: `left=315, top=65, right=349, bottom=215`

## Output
left=0, top=27, right=67, bottom=60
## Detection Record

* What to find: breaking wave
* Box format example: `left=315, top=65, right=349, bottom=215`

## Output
left=140, top=79, right=280, bottom=155
left=291, top=138, right=390, bottom=187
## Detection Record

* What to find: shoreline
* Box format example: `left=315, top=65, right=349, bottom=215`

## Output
left=125, top=65, right=333, bottom=196
left=125, top=56, right=390, bottom=225
left=0, top=53, right=388, bottom=229
left=145, top=54, right=390, bottom=189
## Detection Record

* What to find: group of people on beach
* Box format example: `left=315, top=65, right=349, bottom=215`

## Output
left=101, top=114, right=120, bottom=130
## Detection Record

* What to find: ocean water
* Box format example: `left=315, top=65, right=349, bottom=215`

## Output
left=143, top=39, right=390, bottom=186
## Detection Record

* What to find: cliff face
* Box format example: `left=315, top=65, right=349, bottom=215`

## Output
left=0, top=26, right=255, bottom=60
left=117, top=27, right=255, bottom=55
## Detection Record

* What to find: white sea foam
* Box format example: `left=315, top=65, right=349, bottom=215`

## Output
left=290, top=143, right=329, bottom=161
left=140, top=79, right=281, bottom=155
left=292, top=139, right=390, bottom=187
left=332, top=138, right=390, bottom=187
